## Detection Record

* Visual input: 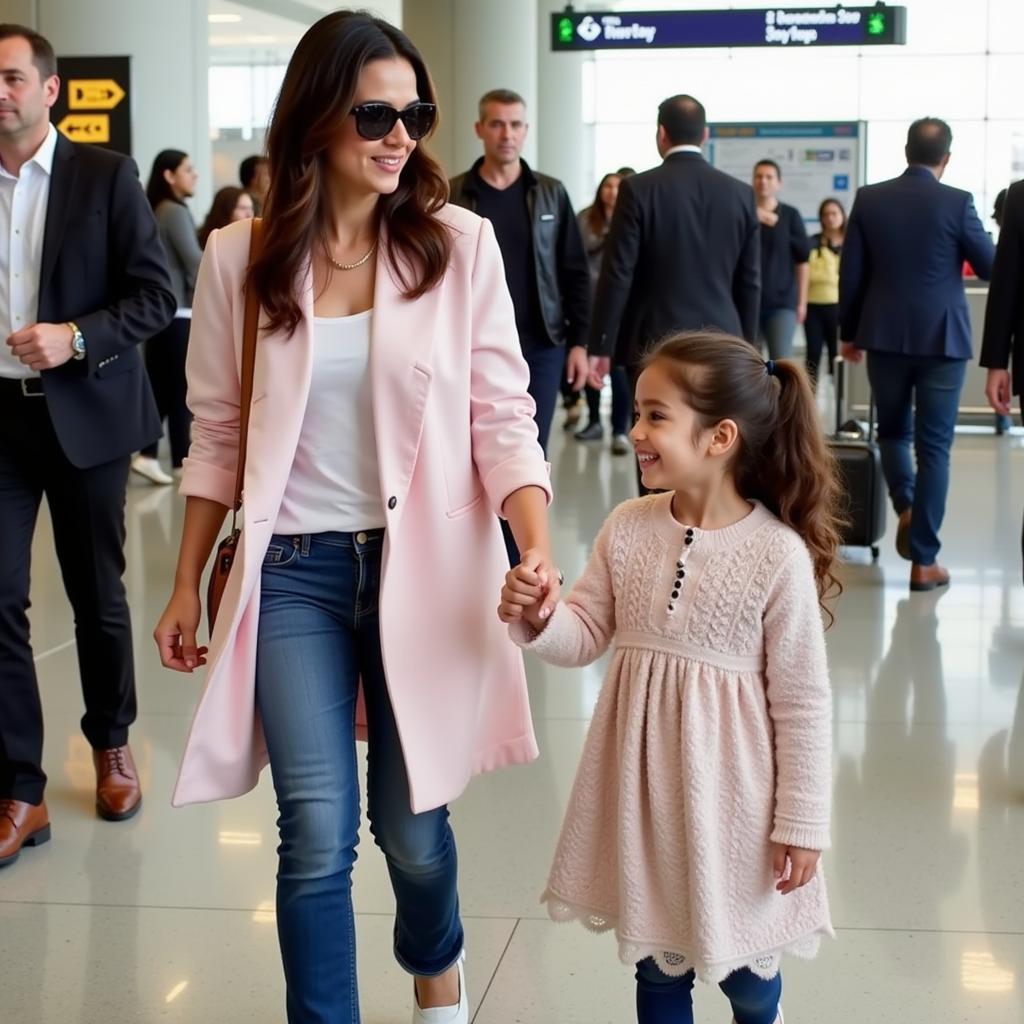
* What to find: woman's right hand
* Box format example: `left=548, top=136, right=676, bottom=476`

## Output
left=154, top=587, right=208, bottom=673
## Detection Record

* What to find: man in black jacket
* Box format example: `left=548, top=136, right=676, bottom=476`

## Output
left=981, top=178, right=1024, bottom=578
left=449, top=88, right=590, bottom=456
left=0, top=25, right=175, bottom=868
left=589, top=94, right=760, bottom=381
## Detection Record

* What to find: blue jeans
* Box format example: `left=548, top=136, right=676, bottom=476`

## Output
left=758, top=307, right=798, bottom=361
left=523, top=339, right=571, bottom=456
left=636, top=959, right=782, bottom=1024
left=866, top=352, right=967, bottom=565
left=256, top=530, right=464, bottom=1024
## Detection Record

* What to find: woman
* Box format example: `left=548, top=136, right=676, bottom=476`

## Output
left=131, top=149, right=203, bottom=484
left=575, top=168, right=634, bottom=455
left=153, top=12, right=556, bottom=1024
left=198, top=186, right=255, bottom=248
left=804, top=197, right=845, bottom=390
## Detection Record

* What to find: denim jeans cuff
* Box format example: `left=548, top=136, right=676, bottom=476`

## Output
left=393, top=938, right=465, bottom=978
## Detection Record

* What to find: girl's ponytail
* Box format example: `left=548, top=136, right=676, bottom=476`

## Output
left=757, top=358, right=844, bottom=615
left=643, top=332, right=844, bottom=621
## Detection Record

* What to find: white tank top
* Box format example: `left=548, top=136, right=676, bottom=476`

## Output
left=274, top=310, right=386, bottom=535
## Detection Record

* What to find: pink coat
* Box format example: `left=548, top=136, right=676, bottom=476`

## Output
left=172, top=206, right=551, bottom=813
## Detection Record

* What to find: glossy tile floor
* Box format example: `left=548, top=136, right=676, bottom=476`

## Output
left=3, top=400, right=1024, bottom=1023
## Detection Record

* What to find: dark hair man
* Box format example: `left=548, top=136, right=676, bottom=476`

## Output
left=840, top=117, right=995, bottom=591
left=0, top=24, right=175, bottom=868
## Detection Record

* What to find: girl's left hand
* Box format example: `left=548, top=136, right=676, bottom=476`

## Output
left=498, top=548, right=561, bottom=625
left=770, top=843, right=820, bottom=895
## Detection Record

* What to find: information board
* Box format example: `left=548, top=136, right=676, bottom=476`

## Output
left=552, top=7, right=907, bottom=51
left=53, top=56, right=131, bottom=156
left=706, top=122, right=865, bottom=225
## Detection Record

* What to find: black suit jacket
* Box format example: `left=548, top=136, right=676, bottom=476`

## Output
left=36, top=134, right=175, bottom=468
left=980, top=179, right=1024, bottom=395
left=589, top=151, right=760, bottom=365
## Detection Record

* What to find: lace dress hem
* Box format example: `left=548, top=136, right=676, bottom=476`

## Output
left=542, top=891, right=832, bottom=984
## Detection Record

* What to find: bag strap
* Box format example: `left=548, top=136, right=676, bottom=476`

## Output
left=230, top=217, right=264, bottom=521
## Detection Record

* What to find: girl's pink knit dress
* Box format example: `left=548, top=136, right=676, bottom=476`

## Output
left=512, top=493, right=834, bottom=983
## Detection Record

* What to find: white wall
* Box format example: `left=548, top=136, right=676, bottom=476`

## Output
left=37, top=0, right=212, bottom=215
left=586, top=0, right=1024, bottom=230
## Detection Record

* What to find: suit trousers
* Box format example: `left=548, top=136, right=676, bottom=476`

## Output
left=0, top=385, right=136, bottom=805
left=140, top=316, right=192, bottom=467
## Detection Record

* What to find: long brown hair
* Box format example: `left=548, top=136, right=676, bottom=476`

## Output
left=586, top=168, right=635, bottom=236
left=250, top=10, right=452, bottom=334
left=199, top=186, right=250, bottom=249
left=643, top=332, right=844, bottom=619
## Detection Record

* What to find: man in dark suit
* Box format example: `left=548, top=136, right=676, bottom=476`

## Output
left=588, top=94, right=760, bottom=382
left=0, top=25, right=175, bottom=868
left=980, top=179, right=1024, bottom=577
left=840, top=117, right=994, bottom=592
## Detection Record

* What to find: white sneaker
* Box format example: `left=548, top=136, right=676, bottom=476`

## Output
left=131, top=455, right=173, bottom=486
left=412, top=952, right=467, bottom=1024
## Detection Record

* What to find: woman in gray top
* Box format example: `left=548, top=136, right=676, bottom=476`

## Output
left=131, top=150, right=203, bottom=484
left=575, top=168, right=634, bottom=454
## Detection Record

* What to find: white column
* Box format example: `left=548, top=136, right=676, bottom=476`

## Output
left=35, top=0, right=212, bottom=215
left=536, top=0, right=590, bottom=207
left=403, top=0, right=538, bottom=179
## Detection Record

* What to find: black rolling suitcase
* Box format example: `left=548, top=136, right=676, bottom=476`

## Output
left=830, top=357, right=887, bottom=561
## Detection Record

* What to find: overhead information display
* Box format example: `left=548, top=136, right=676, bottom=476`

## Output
left=551, top=7, right=908, bottom=50
left=706, top=123, right=866, bottom=225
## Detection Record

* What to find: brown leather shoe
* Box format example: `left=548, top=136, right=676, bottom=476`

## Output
left=896, top=510, right=913, bottom=561
left=910, top=563, right=951, bottom=592
left=93, top=745, right=142, bottom=821
left=0, top=799, right=51, bottom=868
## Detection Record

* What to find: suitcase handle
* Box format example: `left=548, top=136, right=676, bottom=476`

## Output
left=834, top=355, right=876, bottom=443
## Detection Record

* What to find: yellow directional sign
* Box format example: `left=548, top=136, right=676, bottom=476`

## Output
left=58, top=114, right=110, bottom=143
left=68, top=79, right=125, bottom=111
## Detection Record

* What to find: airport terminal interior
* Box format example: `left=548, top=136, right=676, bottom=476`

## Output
left=2, top=1, right=1024, bottom=1022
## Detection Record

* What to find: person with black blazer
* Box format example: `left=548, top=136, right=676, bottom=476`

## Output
left=0, top=25, right=175, bottom=869
left=981, top=182, right=1023, bottom=419
left=980, top=178, right=1024, bottom=575
left=840, top=117, right=995, bottom=593
left=588, top=93, right=761, bottom=382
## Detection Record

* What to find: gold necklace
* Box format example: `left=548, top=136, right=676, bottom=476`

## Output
left=326, top=241, right=377, bottom=271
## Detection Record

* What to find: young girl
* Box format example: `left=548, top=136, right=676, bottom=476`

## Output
left=500, top=332, right=842, bottom=1024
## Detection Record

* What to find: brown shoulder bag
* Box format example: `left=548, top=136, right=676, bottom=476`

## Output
left=206, top=217, right=264, bottom=631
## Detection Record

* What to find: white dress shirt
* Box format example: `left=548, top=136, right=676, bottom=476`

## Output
left=0, top=123, right=58, bottom=379
left=664, top=144, right=704, bottom=158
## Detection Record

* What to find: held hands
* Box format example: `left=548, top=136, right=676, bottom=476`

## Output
left=770, top=842, right=820, bottom=895
left=6, top=322, right=75, bottom=371
left=986, top=368, right=1012, bottom=416
left=498, top=547, right=562, bottom=631
left=154, top=587, right=209, bottom=673
left=796, top=303, right=808, bottom=326
left=839, top=340, right=863, bottom=365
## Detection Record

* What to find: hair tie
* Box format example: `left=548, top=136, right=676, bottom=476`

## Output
left=764, top=359, right=776, bottom=377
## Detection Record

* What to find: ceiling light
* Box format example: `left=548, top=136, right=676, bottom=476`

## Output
left=165, top=981, right=189, bottom=1003
left=209, top=13, right=243, bottom=23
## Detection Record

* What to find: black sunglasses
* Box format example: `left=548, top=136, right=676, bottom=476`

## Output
left=350, top=102, right=437, bottom=141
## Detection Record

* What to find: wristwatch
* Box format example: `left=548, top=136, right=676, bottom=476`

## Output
left=67, top=321, right=86, bottom=361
